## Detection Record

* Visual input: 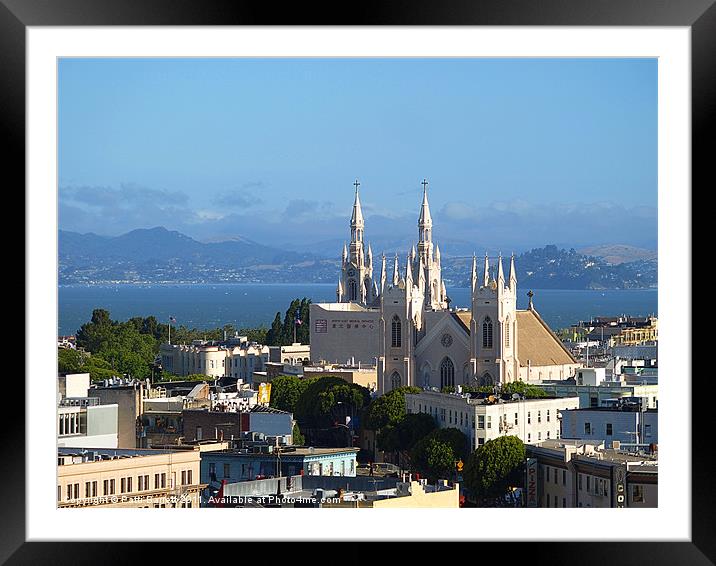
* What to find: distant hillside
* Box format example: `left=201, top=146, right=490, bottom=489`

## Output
left=59, top=229, right=657, bottom=289
left=59, top=227, right=337, bottom=284
left=578, top=244, right=657, bottom=265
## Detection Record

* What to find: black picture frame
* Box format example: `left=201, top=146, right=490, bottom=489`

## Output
left=6, top=0, right=705, bottom=563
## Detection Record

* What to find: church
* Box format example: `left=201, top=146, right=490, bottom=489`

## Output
left=309, top=181, right=581, bottom=395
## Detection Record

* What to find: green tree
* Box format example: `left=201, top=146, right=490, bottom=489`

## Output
left=292, top=423, right=305, bottom=445
left=363, top=386, right=420, bottom=430
left=265, top=312, right=283, bottom=346
left=270, top=375, right=315, bottom=413
left=410, top=427, right=469, bottom=481
left=463, top=435, right=526, bottom=503
left=57, top=348, right=88, bottom=373
left=295, top=377, right=370, bottom=428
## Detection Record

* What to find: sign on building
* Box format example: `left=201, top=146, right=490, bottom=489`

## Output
left=526, top=458, right=539, bottom=507
left=258, top=383, right=272, bottom=405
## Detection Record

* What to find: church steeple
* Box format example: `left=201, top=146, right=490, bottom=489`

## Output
left=471, top=253, right=477, bottom=292
left=418, top=178, right=433, bottom=230
left=392, top=253, right=400, bottom=286
left=483, top=253, right=490, bottom=287
left=509, top=253, right=517, bottom=290
left=350, top=179, right=364, bottom=235
left=380, top=253, right=387, bottom=295
left=497, top=253, right=505, bottom=285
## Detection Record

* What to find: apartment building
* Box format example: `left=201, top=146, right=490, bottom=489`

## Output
left=406, top=390, right=580, bottom=449
left=57, top=447, right=204, bottom=508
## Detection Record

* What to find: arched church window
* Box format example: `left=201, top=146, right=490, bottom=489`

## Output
left=391, top=316, right=402, bottom=348
left=348, top=279, right=357, bottom=301
left=390, top=371, right=401, bottom=390
left=440, top=357, right=455, bottom=389
left=482, top=317, right=493, bottom=349
left=480, top=372, right=493, bottom=386
left=505, top=316, right=511, bottom=347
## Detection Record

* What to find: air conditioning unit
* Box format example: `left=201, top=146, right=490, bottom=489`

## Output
left=612, top=441, right=621, bottom=450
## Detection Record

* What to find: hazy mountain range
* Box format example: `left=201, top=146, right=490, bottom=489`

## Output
left=58, top=227, right=657, bottom=289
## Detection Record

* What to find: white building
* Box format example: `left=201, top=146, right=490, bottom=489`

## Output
left=406, top=390, right=580, bottom=449
left=57, top=373, right=119, bottom=448
left=310, top=181, right=582, bottom=391
left=560, top=399, right=657, bottom=449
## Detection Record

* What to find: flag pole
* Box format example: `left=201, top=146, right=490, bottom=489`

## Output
left=169, top=318, right=172, bottom=345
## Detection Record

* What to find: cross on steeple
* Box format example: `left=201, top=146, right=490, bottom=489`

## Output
left=421, top=178, right=428, bottom=191
left=354, top=179, right=360, bottom=192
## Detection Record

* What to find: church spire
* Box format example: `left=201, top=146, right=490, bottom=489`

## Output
left=483, top=252, right=490, bottom=287
left=367, top=243, right=373, bottom=266
left=350, top=179, right=364, bottom=231
left=405, top=254, right=413, bottom=287
left=336, top=277, right=343, bottom=302
left=497, top=253, right=505, bottom=284
left=509, top=252, right=517, bottom=290
left=435, top=243, right=441, bottom=265
left=342, top=242, right=347, bottom=262
left=471, top=253, right=477, bottom=292
left=418, top=178, right=433, bottom=229
left=392, top=253, right=400, bottom=286
left=380, top=253, right=387, bottom=295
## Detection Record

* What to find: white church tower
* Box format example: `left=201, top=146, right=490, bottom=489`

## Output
left=337, top=180, right=375, bottom=305
left=412, top=179, right=447, bottom=311
left=469, top=252, right=519, bottom=385
left=376, top=255, right=425, bottom=393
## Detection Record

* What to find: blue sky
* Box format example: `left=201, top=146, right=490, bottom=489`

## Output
left=59, top=58, right=657, bottom=253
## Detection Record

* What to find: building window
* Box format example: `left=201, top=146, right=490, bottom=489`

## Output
left=538, top=411, right=541, bottom=423
left=487, top=416, right=492, bottom=429
left=527, top=433, right=531, bottom=443
left=606, top=423, right=613, bottom=436
left=391, top=316, right=402, bottom=348
left=223, top=464, right=230, bottom=478
left=562, top=470, right=567, bottom=485
left=632, top=485, right=645, bottom=503
left=85, top=482, right=92, bottom=498
left=188, top=470, right=193, bottom=484
left=348, top=279, right=357, bottom=301
left=527, top=412, right=531, bottom=424
left=584, top=422, right=591, bottom=435
left=478, top=437, right=485, bottom=446
left=181, top=471, right=187, bottom=485
left=514, top=413, right=518, bottom=425
left=578, top=474, right=583, bottom=490
left=538, top=431, right=541, bottom=441
left=66, top=485, right=72, bottom=501
left=478, top=415, right=485, bottom=429
left=547, top=410, right=550, bottom=422
left=390, top=371, right=401, bottom=390
left=440, top=357, right=455, bottom=388
left=482, top=317, right=493, bottom=349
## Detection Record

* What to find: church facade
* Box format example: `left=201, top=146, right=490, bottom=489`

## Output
left=309, top=181, right=581, bottom=394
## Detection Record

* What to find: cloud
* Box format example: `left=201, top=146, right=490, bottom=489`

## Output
left=215, top=182, right=265, bottom=208
left=58, top=182, right=657, bottom=252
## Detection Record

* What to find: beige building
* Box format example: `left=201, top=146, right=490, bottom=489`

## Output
left=310, top=182, right=581, bottom=393
left=323, top=479, right=459, bottom=508
left=160, top=339, right=270, bottom=382
left=304, top=365, right=378, bottom=391
left=407, top=390, right=580, bottom=449
left=57, top=447, right=205, bottom=508
left=526, top=439, right=658, bottom=508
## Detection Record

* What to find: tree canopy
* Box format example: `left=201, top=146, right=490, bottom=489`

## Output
left=410, top=427, right=469, bottom=481
left=269, top=375, right=316, bottom=413
left=463, top=435, right=526, bottom=501
left=363, top=386, right=421, bottom=431
left=294, top=377, right=371, bottom=428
